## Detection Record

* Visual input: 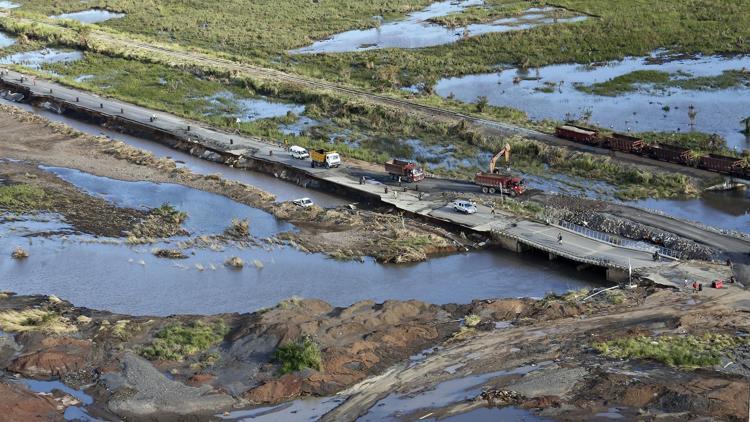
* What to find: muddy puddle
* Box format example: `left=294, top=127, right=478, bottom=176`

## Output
left=50, top=9, right=125, bottom=24
left=0, top=48, right=82, bottom=70
left=204, top=91, right=305, bottom=122
left=291, top=1, right=586, bottom=54
left=0, top=1, right=18, bottom=10
left=3, top=373, right=102, bottom=421
left=436, top=52, right=750, bottom=149
left=219, top=397, right=343, bottom=422
left=360, top=363, right=549, bottom=420
left=0, top=32, right=14, bottom=49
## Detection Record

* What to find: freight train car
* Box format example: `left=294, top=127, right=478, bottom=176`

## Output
left=555, top=125, right=600, bottom=145
left=606, top=133, right=646, bottom=154
left=698, top=154, right=745, bottom=174
left=650, top=143, right=694, bottom=165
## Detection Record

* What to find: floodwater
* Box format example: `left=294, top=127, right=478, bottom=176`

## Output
left=435, top=52, right=750, bottom=149
left=51, top=9, right=125, bottom=24
left=0, top=32, right=15, bottom=49
left=0, top=229, right=599, bottom=316
left=42, top=166, right=291, bottom=237
left=0, top=1, right=19, bottom=9
left=0, top=48, right=82, bottom=70
left=204, top=91, right=305, bottom=122
left=632, top=190, right=750, bottom=233
left=291, top=2, right=586, bottom=54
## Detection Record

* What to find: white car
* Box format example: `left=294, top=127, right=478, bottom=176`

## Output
left=289, top=145, right=309, bottom=159
left=453, top=200, right=477, bottom=215
left=293, top=197, right=314, bottom=207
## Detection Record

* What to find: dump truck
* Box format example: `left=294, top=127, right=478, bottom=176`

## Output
left=310, top=149, right=341, bottom=168
left=474, top=173, right=526, bottom=196
left=384, top=159, right=425, bottom=183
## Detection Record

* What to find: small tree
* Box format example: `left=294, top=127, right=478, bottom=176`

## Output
left=273, top=336, right=322, bottom=374
left=476, top=95, right=489, bottom=113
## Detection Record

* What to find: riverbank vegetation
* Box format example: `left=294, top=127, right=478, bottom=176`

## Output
left=594, top=334, right=748, bottom=368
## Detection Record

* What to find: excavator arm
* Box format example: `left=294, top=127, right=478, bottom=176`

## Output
left=488, top=143, right=511, bottom=174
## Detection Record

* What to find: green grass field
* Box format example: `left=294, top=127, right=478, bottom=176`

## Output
left=10, top=0, right=750, bottom=90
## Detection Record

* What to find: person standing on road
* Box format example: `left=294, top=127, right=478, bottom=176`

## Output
left=557, top=232, right=563, bottom=244
left=692, top=281, right=698, bottom=293
left=683, top=279, right=690, bottom=289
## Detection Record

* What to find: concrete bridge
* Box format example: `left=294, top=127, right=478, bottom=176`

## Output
left=0, top=69, right=729, bottom=284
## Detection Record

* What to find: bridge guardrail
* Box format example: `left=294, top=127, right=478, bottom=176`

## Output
left=558, top=220, right=681, bottom=260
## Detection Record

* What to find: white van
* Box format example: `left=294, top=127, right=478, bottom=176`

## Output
left=289, top=145, right=309, bottom=159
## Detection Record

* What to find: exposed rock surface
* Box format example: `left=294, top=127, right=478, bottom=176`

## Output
left=10, top=337, right=94, bottom=379
left=106, top=353, right=235, bottom=419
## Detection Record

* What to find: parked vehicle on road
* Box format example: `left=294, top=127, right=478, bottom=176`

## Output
left=474, top=173, right=526, bottom=196
left=293, top=197, right=314, bottom=207
left=289, top=145, right=309, bottom=159
left=384, top=159, right=425, bottom=183
left=453, top=200, right=477, bottom=214
left=310, top=149, right=341, bottom=168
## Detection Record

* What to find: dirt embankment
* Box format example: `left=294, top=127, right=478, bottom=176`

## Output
left=0, top=104, right=455, bottom=262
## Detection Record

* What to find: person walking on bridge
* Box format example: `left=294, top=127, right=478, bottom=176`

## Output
left=557, top=232, right=563, bottom=245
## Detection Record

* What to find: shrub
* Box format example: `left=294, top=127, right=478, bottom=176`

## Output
left=273, top=336, right=322, bottom=374
left=594, top=334, right=747, bottom=368
left=141, top=321, right=228, bottom=361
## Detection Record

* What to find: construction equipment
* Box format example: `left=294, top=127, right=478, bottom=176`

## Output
left=476, top=143, right=525, bottom=196
left=384, top=159, right=425, bottom=183
left=488, top=143, right=511, bottom=174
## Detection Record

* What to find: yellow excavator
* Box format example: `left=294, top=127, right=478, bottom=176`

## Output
left=488, top=143, right=511, bottom=174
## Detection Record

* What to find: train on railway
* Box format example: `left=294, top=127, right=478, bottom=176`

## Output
left=555, top=124, right=749, bottom=178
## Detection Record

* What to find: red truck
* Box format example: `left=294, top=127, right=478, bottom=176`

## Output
left=474, top=172, right=526, bottom=196
left=384, top=159, right=425, bottom=183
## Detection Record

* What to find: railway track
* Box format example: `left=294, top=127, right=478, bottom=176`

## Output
left=9, top=23, right=721, bottom=179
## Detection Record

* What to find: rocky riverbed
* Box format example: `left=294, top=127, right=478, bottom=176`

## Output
left=0, top=283, right=748, bottom=421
